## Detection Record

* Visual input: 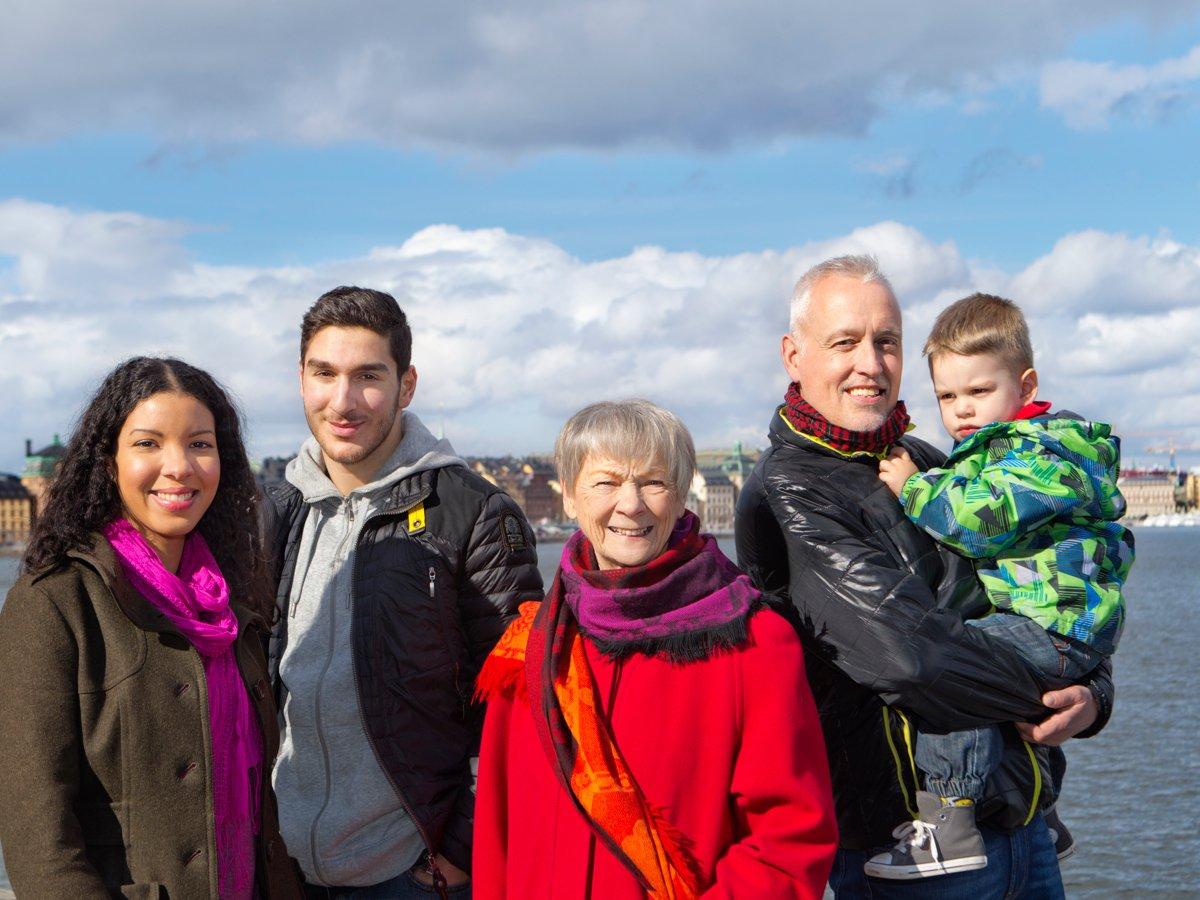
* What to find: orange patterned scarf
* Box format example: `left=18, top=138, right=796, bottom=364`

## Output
left=477, top=591, right=704, bottom=898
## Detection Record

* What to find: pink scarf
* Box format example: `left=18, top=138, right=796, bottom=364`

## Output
left=104, top=519, right=261, bottom=900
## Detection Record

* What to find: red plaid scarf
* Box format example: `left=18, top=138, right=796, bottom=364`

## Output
left=783, top=382, right=910, bottom=456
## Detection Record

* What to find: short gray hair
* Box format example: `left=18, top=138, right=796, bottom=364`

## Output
left=790, top=254, right=894, bottom=334
left=554, top=399, right=696, bottom=500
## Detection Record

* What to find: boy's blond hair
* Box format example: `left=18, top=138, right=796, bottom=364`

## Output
left=924, top=293, right=1034, bottom=375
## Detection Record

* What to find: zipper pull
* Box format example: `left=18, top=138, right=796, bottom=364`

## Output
left=428, top=565, right=436, bottom=598
left=425, top=853, right=449, bottom=900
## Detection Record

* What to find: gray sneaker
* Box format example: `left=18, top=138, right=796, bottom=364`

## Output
left=863, top=792, right=988, bottom=880
left=1043, top=802, right=1076, bottom=862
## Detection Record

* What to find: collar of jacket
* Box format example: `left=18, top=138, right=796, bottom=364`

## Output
left=369, top=466, right=437, bottom=515
left=773, top=407, right=912, bottom=461
left=56, top=532, right=264, bottom=638
left=947, top=408, right=1092, bottom=460
left=292, top=465, right=439, bottom=519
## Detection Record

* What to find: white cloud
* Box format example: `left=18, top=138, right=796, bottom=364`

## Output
left=2, top=2, right=1196, bottom=152
left=1041, top=43, right=1200, bottom=129
left=2, top=202, right=1198, bottom=474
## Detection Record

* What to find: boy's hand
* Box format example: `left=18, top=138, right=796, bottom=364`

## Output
left=878, top=447, right=918, bottom=498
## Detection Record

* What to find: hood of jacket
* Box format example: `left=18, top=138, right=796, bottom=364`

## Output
left=285, top=410, right=466, bottom=505
left=950, top=410, right=1123, bottom=520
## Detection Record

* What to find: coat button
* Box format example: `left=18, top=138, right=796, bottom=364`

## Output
left=183, top=848, right=202, bottom=865
left=177, top=761, right=197, bottom=780
left=173, top=682, right=190, bottom=697
left=253, top=678, right=267, bottom=700
left=265, top=837, right=275, bottom=861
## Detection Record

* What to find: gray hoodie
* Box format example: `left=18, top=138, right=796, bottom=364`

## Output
left=272, top=412, right=466, bottom=887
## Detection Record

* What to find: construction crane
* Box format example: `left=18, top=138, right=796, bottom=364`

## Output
left=1144, top=438, right=1200, bottom=471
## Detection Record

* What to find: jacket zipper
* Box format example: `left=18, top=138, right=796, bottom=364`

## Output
left=348, top=497, right=451, bottom=899
left=308, top=499, right=354, bottom=887
left=430, top=566, right=465, bottom=712
left=882, top=707, right=920, bottom=819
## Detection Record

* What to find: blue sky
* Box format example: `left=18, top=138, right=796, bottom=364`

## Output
left=3, top=2, right=1200, bottom=472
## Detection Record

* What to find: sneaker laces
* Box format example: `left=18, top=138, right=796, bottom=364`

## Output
left=891, top=819, right=942, bottom=863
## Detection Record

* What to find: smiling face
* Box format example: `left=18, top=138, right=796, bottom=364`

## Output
left=563, top=455, right=685, bottom=570
left=781, top=274, right=903, bottom=432
left=113, top=391, right=220, bottom=570
left=930, top=351, right=1038, bottom=442
left=301, top=325, right=417, bottom=491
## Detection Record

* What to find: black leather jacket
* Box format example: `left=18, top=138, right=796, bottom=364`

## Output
left=735, top=408, right=1113, bottom=850
left=264, top=465, right=543, bottom=873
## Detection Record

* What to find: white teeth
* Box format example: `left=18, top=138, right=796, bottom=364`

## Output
left=848, top=387, right=882, bottom=396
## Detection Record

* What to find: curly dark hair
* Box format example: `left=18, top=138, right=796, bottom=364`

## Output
left=23, top=357, right=272, bottom=621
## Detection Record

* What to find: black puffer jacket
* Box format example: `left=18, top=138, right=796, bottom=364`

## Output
left=735, top=409, right=1113, bottom=850
left=264, top=465, right=543, bottom=874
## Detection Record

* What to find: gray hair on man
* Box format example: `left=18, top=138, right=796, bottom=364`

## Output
left=554, top=399, right=697, bottom=501
left=789, top=255, right=894, bottom=335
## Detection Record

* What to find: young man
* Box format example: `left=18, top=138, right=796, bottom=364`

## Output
left=867, top=293, right=1131, bottom=880
left=734, top=256, right=1114, bottom=898
left=264, top=287, right=543, bottom=898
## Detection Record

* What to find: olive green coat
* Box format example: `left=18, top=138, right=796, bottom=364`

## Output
left=0, top=536, right=301, bottom=899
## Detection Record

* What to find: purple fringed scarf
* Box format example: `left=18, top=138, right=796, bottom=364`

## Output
left=104, top=519, right=261, bottom=900
left=558, top=511, right=759, bottom=658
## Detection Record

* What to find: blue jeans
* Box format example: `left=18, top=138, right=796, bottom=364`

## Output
left=304, top=869, right=471, bottom=899
left=829, top=814, right=1064, bottom=899
left=916, top=613, right=1101, bottom=800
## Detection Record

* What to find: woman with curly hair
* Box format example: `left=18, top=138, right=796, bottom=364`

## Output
left=0, top=357, right=301, bottom=899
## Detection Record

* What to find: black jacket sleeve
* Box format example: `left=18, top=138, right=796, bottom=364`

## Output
left=459, top=491, right=543, bottom=673
left=737, top=471, right=1051, bottom=732
left=441, top=490, right=543, bottom=873
left=1078, top=655, right=1115, bottom=738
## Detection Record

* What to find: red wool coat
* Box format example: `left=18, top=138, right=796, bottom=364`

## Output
left=473, top=608, right=838, bottom=898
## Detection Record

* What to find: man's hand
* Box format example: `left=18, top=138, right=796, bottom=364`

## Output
left=412, top=854, right=470, bottom=887
left=1014, top=685, right=1098, bottom=746
left=878, top=447, right=919, bottom=498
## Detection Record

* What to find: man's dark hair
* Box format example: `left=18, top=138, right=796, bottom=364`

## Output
left=300, top=286, right=413, bottom=373
left=24, top=357, right=272, bottom=620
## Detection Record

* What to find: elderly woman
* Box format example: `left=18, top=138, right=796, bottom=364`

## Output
left=473, top=399, right=837, bottom=898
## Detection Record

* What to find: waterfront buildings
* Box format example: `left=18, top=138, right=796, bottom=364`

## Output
left=1117, top=468, right=1183, bottom=519
left=0, top=476, right=33, bottom=545
left=0, top=436, right=65, bottom=546
left=470, top=457, right=563, bottom=524
left=20, top=436, right=64, bottom=517
left=689, top=469, right=736, bottom=534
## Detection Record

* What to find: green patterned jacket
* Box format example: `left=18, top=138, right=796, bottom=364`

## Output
left=899, top=411, right=1133, bottom=655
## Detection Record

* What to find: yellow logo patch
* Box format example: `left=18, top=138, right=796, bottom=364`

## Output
left=406, top=502, right=426, bottom=534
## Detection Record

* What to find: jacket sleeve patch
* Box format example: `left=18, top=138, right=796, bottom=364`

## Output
left=501, top=513, right=528, bottom=551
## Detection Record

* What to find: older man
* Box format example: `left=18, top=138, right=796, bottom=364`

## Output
left=735, top=256, right=1112, bottom=898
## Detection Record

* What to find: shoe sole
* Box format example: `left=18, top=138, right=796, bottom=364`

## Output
left=1057, top=843, right=1076, bottom=863
left=864, top=857, right=989, bottom=880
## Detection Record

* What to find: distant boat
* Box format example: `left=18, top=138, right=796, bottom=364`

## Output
left=1134, top=513, right=1200, bottom=528
left=535, top=523, right=578, bottom=541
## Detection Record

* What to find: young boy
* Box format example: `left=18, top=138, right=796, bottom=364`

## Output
left=866, top=292, right=1133, bottom=880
